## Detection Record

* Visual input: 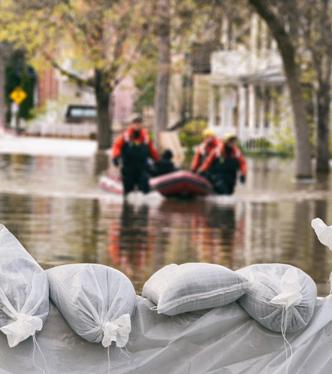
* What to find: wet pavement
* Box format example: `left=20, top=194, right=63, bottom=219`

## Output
left=0, top=146, right=331, bottom=295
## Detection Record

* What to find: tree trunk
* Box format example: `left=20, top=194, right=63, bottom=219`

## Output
left=249, top=0, right=312, bottom=178
left=94, top=69, right=112, bottom=150
left=316, top=81, right=330, bottom=173
left=283, top=61, right=312, bottom=178
left=154, top=0, right=171, bottom=147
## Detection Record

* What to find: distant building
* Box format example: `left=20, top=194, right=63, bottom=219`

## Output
left=112, top=77, right=137, bottom=130
left=191, top=42, right=216, bottom=120
left=208, top=14, right=291, bottom=143
left=168, top=14, right=291, bottom=144
left=168, top=44, right=214, bottom=127
left=37, top=63, right=136, bottom=130
left=37, top=68, right=59, bottom=106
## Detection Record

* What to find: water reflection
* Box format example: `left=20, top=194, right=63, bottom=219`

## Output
left=107, top=202, right=154, bottom=290
left=102, top=200, right=246, bottom=292
left=0, top=193, right=103, bottom=266
left=0, top=153, right=98, bottom=196
left=93, top=151, right=109, bottom=176
left=0, top=153, right=331, bottom=295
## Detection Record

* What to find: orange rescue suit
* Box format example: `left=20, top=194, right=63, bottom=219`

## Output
left=199, top=142, right=247, bottom=176
left=191, top=137, right=221, bottom=172
left=111, top=126, right=159, bottom=162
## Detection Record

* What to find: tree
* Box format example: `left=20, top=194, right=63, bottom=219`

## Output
left=154, top=0, right=171, bottom=146
left=0, top=0, right=150, bottom=150
left=0, top=43, right=11, bottom=128
left=299, top=0, right=332, bottom=173
left=249, top=0, right=332, bottom=176
left=5, top=50, right=37, bottom=125
left=249, top=0, right=313, bottom=178
left=133, top=53, right=157, bottom=114
left=153, top=0, right=240, bottom=139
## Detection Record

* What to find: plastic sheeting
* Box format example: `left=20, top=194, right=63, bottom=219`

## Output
left=1, top=295, right=332, bottom=373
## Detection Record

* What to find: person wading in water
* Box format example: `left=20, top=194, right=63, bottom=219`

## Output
left=111, top=115, right=159, bottom=195
left=191, top=128, right=221, bottom=174
left=199, top=133, right=247, bottom=195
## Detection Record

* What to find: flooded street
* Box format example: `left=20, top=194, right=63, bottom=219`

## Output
left=0, top=145, right=331, bottom=295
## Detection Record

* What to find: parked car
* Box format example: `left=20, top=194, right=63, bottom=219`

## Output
left=65, top=105, right=97, bottom=124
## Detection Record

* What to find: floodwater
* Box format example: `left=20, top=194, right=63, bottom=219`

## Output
left=0, top=152, right=332, bottom=295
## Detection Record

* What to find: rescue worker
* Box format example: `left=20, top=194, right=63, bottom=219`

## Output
left=151, top=149, right=177, bottom=177
left=199, top=133, right=247, bottom=195
left=111, top=115, right=159, bottom=195
left=191, top=128, right=221, bottom=173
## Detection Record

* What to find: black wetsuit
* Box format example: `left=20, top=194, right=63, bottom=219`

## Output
left=209, top=145, right=240, bottom=195
left=121, top=142, right=151, bottom=195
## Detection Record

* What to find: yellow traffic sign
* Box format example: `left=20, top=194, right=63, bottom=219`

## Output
left=10, top=87, right=27, bottom=105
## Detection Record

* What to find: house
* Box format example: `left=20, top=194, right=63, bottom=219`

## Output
left=27, top=63, right=137, bottom=138
left=207, top=15, right=291, bottom=144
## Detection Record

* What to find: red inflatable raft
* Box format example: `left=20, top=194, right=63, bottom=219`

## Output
left=100, top=170, right=213, bottom=198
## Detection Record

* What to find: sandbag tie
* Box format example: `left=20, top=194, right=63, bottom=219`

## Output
left=0, top=313, right=43, bottom=348
left=311, top=218, right=332, bottom=250
left=102, top=314, right=131, bottom=348
left=270, top=268, right=302, bottom=309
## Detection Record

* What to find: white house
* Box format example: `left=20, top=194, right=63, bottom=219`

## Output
left=208, top=15, right=292, bottom=144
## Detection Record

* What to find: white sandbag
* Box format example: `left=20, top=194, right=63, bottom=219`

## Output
left=142, top=263, right=249, bottom=316
left=0, top=224, right=49, bottom=347
left=237, top=263, right=317, bottom=333
left=311, top=217, right=332, bottom=250
left=47, top=263, right=137, bottom=348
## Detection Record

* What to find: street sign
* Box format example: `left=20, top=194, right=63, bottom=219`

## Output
left=10, top=87, right=27, bottom=105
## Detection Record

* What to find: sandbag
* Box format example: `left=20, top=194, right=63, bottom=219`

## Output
left=311, top=217, right=332, bottom=250
left=142, top=263, right=249, bottom=315
left=0, top=224, right=49, bottom=347
left=47, top=263, right=137, bottom=347
left=237, top=263, right=317, bottom=333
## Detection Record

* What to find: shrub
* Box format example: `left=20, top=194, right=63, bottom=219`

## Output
left=273, top=127, right=295, bottom=156
left=179, top=119, right=208, bottom=150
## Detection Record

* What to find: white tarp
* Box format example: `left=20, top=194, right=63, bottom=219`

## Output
left=1, top=295, right=332, bottom=373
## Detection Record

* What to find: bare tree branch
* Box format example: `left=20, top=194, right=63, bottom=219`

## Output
left=44, top=52, right=95, bottom=87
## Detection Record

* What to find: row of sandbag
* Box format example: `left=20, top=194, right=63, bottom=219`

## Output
left=0, top=225, right=135, bottom=348
left=0, top=224, right=318, bottom=352
left=142, top=262, right=317, bottom=333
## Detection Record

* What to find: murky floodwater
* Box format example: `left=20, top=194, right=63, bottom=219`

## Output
left=0, top=152, right=332, bottom=295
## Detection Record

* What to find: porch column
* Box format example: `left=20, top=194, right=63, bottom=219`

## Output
left=269, top=89, right=276, bottom=138
left=238, top=84, right=247, bottom=141
left=258, top=85, right=265, bottom=136
left=248, top=83, right=256, bottom=132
